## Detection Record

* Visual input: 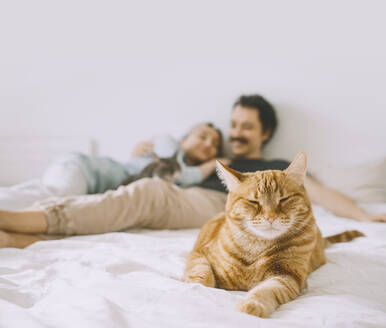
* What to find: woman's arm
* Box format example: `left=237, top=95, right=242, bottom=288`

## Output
left=304, top=175, right=386, bottom=222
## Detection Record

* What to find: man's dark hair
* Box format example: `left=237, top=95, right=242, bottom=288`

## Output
left=233, top=94, right=278, bottom=146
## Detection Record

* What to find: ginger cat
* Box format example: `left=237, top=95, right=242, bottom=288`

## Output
left=182, top=152, right=364, bottom=318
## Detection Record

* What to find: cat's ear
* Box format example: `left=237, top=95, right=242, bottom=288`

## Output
left=216, top=160, right=245, bottom=192
left=171, top=151, right=178, bottom=161
left=285, top=151, right=307, bottom=184
left=151, top=152, right=160, bottom=163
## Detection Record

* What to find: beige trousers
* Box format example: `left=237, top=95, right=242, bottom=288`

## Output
left=35, top=177, right=227, bottom=235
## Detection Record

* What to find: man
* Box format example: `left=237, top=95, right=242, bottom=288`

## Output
left=0, top=94, right=384, bottom=248
left=201, top=94, right=385, bottom=222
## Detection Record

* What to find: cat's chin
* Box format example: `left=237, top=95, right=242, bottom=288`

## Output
left=247, top=225, right=285, bottom=240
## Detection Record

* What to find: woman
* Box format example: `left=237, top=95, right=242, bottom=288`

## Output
left=0, top=122, right=231, bottom=248
left=0, top=122, right=228, bottom=209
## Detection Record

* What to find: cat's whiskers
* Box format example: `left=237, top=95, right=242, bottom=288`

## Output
left=288, top=218, right=314, bottom=235
left=288, top=225, right=307, bottom=235
left=293, top=216, right=313, bottom=229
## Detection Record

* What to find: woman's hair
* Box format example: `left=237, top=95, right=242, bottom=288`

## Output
left=181, top=122, right=224, bottom=157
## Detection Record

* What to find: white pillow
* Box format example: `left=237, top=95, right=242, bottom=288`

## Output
left=313, top=158, right=386, bottom=203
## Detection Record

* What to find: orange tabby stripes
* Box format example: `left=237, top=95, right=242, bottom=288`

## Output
left=182, top=152, right=364, bottom=318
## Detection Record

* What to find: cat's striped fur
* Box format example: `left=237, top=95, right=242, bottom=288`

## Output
left=182, top=152, right=364, bottom=318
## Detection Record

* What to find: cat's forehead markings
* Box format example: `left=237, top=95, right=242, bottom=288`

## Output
left=258, top=174, right=271, bottom=192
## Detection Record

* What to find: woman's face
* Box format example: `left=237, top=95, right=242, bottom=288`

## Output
left=181, top=125, right=221, bottom=164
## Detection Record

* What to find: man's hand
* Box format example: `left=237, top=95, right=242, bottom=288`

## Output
left=199, top=158, right=232, bottom=180
left=216, top=158, right=232, bottom=167
left=131, top=140, right=153, bottom=157
left=359, top=213, right=386, bottom=223
left=305, top=175, right=386, bottom=223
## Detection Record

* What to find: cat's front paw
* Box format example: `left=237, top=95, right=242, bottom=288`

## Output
left=180, top=275, right=215, bottom=288
left=180, top=276, right=194, bottom=283
left=180, top=275, right=204, bottom=285
left=237, top=299, right=270, bottom=318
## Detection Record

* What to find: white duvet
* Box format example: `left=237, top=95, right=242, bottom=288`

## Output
left=1, top=201, right=386, bottom=328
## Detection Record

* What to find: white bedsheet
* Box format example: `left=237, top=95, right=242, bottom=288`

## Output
left=0, top=179, right=53, bottom=210
left=1, top=204, right=386, bottom=328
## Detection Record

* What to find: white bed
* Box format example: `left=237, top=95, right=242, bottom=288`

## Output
left=0, top=202, right=385, bottom=327
left=1, top=138, right=386, bottom=327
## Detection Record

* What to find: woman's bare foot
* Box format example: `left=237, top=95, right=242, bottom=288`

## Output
left=0, top=229, right=42, bottom=249
left=0, top=230, right=10, bottom=248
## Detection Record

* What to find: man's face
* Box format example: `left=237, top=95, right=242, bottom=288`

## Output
left=229, top=105, right=270, bottom=158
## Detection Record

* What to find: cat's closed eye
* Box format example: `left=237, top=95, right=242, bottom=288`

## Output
left=247, top=199, right=260, bottom=206
left=279, top=196, right=290, bottom=203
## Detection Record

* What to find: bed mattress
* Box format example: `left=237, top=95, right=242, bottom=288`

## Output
left=0, top=204, right=385, bottom=327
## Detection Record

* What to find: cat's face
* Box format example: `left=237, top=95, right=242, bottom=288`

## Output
left=217, top=152, right=311, bottom=240
left=227, top=171, right=310, bottom=239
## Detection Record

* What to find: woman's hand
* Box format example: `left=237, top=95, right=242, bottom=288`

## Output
left=131, top=140, right=153, bottom=157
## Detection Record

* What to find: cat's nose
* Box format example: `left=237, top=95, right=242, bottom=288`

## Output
left=266, top=216, right=276, bottom=224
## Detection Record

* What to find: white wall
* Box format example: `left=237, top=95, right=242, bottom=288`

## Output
left=1, top=0, right=385, bottom=173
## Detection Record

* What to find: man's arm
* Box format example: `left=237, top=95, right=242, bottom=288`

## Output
left=304, top=175, right=386, bottom=222
left=198, top=158, right=231, bottom=180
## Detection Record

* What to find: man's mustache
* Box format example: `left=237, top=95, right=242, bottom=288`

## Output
left=229, top=137, right=248, bottom=145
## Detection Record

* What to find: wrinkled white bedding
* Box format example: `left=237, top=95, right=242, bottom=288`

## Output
left=1, top=202, right=386, bottom=328
left=0, top=179, right=54, bottom=210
